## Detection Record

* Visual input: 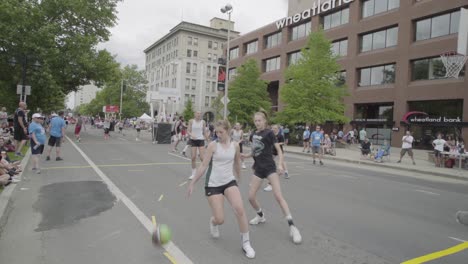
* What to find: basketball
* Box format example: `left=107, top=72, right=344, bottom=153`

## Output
left=152, top=224, right=172, bottom=246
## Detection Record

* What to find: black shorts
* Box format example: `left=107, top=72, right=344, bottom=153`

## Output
left=191, top=139, right=204, bottom=147
left=434, top=150, right=442, bottom=157
left=205, top=180, right=237, bottom=196
left=238, top=142, right=243, bottom=153
left=104, top=128, right=110, bottom=134
left=14, top=128, right=28, bottom=141
left=31, top=140, right=44, bottom=155
left=48, top=136, right=62, bottom=147
left=254, top=165, right=277, bottom=179
left=136, top=128, right=141, bottom=132
left=303, top=138, right=310, bottom=143
left=119, top=127, right=123, bottom=131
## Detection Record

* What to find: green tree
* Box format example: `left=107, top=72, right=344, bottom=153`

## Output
left=277, top=29, right=348, bottom=125
left=0, top=0, right=121, bottom=112
left=183, top=100, right=194, bottom=120
left=228, top=59, right=271, bottom=126
left=82, top=65, right=149, bottom=118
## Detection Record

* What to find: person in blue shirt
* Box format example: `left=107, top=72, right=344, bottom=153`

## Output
left=310, top=125, right=324, bottom=165
left=45, top=111, right=66, bottom=161
left=302, top=127, right=311, bottom=153
left=29, top=113, right=46, bottom=173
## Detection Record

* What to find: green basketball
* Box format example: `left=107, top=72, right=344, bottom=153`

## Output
left=152, top=224, right=172, bottom=246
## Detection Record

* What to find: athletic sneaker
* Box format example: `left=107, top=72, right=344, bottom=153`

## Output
left=15, top=152, right=24, bottom=157
left=36, top=169, right=41, bottom=174
left=284, top=171, right=290, bottom=179
left=456, top=211, right=468, bottom=226
left=181, top=151, right=186, bottom=157
left=319, top=161, right=324, bottom=166
left=249, top=214, right=266, bottom=225
left=56, top=157, right=63, bottom=161
left=46, top=156, right=50, bottom=161
left=242, top=242, right=256, bottom=259
left=289, top=225, right=302, bottom=244
left=10, top=177, right=20, bottom=183
left=188, top=174, right=194, bottom=180
left=209, top=217, right=220, bottom=238
left=263, top=185, right=272, bottom=192
left=242, top=162, right=247, bottom=169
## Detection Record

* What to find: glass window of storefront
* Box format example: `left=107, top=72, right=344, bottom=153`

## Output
left=354, top=103, right=394, bottom=145
left=407, top=100, right=463, bottom=149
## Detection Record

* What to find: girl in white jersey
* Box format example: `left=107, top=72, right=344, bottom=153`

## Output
left=187, top=120, right=255, bottom=259
left=187, top=111, right=207, bottom=179
left=231, top=123, right=246, bottom=169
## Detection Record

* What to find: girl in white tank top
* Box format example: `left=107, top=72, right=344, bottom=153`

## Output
left=187, top=120, right=256, bottom=259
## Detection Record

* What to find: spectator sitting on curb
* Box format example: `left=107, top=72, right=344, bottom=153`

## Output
left=1, top=151, right=21, bottom=171
left=374, top=140, right=390, bottom=163
left=360, top=137, right=372, bottom=159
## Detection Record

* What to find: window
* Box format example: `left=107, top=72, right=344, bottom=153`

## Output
left=415, top=11, right=460, bottom=41
left=228, top=68, right=237, bottom=80
left=362, top=0, right=399, bottom=18
left=187, top=36, right=192, bottom=45
left=212, top=66, right=217, bottom=78
left=207, top=66, right=211, bottom=77
left=332, top=39, right=348, bottom=56
left=213, top=54, right=218, bottom=63
left=205, top=96, right=210, bottom=107
left=288, top=51, right=303, bottom=65
left=291, top=22, right=311, bottom=41
left=359, top=64, right=395, bottom=86
left=187, top=49, right=192, bottom=57
left=172, top=64, right=177, bottom=74
left=191, top=79, right=196, bottom=90
left=191, top=95, right=195, bottom=103
left=164, top=80, right=169, bottom=87
left=245, top=40, right=258, bottom=55
left=185, top=94, right=189, bottom=104
left=229, top=47, right=239, bottom=60
left=206, top=81, right=211, bottom=92
left=336, top=71, right=347, bottom=86
left=361, top=27, right=398, bottom=52
left=323, top=8, right=349, bottom=30
left=192, top=63, right=197, bottom=74
left=265, top=57, right=281, bottom=72
left=411, top=57, right=465, bottom=80
left=265, top=32, right=282, bottom=49
left=185, top=78, right=190, bottom=90
left=193, top=50, right=198, bottom=57
left=213, top=42, right=218, bottom=50
left=208, top=53, right=212, bottom=61
left=211, top=97, right=216, bottom=106
left=211, top=82, right=216, bottom=92
left=171, top=78, right=176, bottom=88
left=186, top=62, right=191, bottom=74
left=193, top=38, right=198, bottom=46
left=208, top=41, right=213, bottom=49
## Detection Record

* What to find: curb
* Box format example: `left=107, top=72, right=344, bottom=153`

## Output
left=0, top=149, right=32, bottom=234
left=284, top=149, right=468, bottom=181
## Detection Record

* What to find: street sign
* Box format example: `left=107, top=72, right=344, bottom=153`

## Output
left=16, top=85, right=31, bottom=95
left=221, top=95, right=230, bottom=105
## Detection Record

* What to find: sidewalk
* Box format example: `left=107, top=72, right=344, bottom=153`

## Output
left=283, top=144, right=468, bottom=180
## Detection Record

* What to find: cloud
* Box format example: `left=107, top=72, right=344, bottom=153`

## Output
left=99, top=0, right=287, bottom=69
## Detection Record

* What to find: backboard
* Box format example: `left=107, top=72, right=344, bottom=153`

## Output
left=458, top=8, right=468, bottom=55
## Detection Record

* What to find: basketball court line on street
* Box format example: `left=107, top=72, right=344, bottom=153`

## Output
left=65, top=136, right=193, bottom=264
left=401, top=241, right=468, bottom=264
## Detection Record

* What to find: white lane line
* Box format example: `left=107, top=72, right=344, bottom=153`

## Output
left=340, top=175, right=358, bottom=180
left=117, top=137, right=128, bottom=141
left=449, top=237, right=467, bottom=243
left=128, top=170, right=145, bottom=172
left=168, top=152, right=191, bottom=161
left=66, top=136, right=193, bottom=264
left=414, top=189, right=440, bottom=196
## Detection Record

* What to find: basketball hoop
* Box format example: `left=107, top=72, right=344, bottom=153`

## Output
left=440, top=51, right=468, bottom=78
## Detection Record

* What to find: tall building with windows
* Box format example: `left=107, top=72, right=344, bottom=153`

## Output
left=67, top=83, right=101, bottom=109
left=228, top=0, right=468, bottom=149
left=144, top=18, right=239, bottom=121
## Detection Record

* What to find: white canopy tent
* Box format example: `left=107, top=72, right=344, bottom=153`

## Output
left=138, top=113, right=153, bottom=122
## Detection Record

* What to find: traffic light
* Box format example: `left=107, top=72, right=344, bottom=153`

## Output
left=217, top=66, right=226, bottom=92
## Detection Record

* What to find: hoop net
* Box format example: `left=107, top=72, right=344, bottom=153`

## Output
left=440, top=52, right=468, bottom=78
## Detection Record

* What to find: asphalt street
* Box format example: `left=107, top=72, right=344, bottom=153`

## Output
left=1, top=126, right=468, bottom=264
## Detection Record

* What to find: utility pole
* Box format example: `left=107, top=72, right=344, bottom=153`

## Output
left=120, top=79, right=123, bottom=120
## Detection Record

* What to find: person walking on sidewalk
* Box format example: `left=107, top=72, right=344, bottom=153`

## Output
left=45, top=111, right=66, bottom=161
left=187, top=120, right=256, bottom=259
left=13, top=102, right=28, bottom=157
left=242, top=110, right=302, bottom=245
left=302, top=127, right=310, bottom=153
left=74, top=114, right=83, bottom=142
left=397, top=130, right=416, bottom=165
left=311, top=125, right=324, bottom=165
left=28, top=113, right=46, bottom=173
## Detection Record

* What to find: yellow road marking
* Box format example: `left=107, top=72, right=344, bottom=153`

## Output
left=164, top=252, right=178, bottom=264
left=158, top=194, right=164, bottom=202
left=152, top=216, right=156, bottom=226
left=401, top=242, right=468, bottom=264
left=43, top=162, right=190, bottom=170
left=179, top=181, right=188, bottom=187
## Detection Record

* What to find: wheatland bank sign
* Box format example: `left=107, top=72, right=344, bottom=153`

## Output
left=276, top=0, right=354, bottom=29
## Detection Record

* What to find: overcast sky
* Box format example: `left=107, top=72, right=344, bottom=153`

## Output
left=98, top=0, right=288, bottom=70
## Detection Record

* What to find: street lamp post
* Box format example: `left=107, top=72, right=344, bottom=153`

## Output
left=221, top=4, right=233, bottom=120
left=9, top=55, right=40, bottom=103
